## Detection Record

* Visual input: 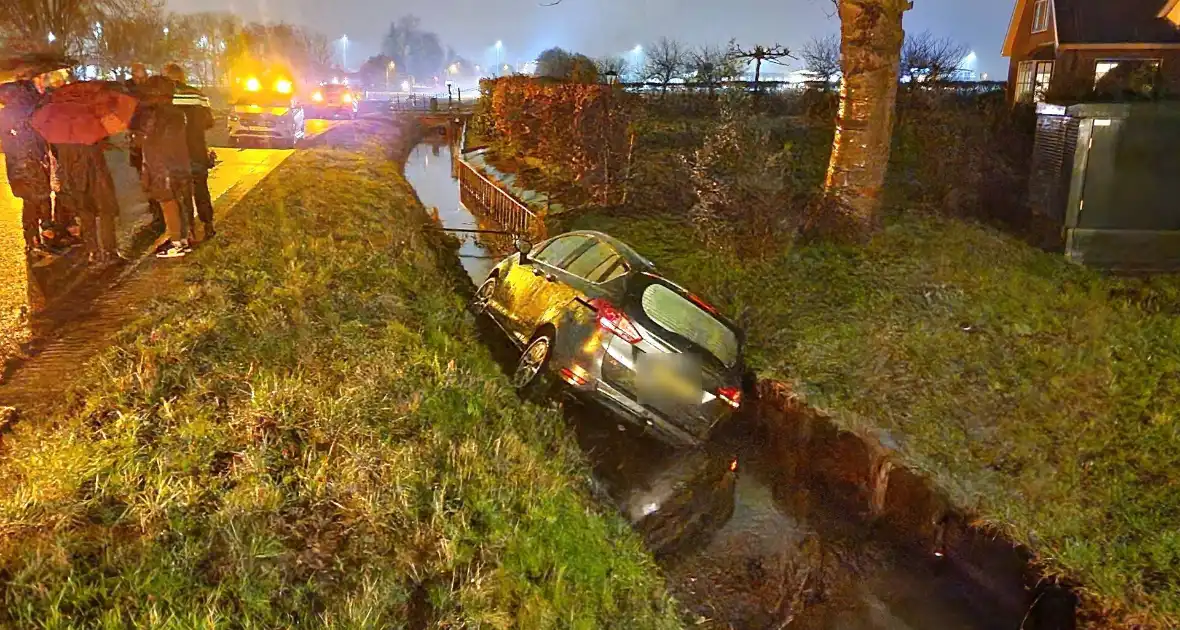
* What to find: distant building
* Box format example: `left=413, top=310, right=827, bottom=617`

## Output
left=1002, top=0, right=1180, bottom=103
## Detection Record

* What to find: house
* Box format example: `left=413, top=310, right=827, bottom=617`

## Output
left=1002, top=0, right=1180, bottom=103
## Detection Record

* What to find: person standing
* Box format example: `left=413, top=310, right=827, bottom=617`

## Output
left=139, top=76, right=194, bottom=259
left=126, top=63, right=164, bottom=234
left=0, top=80, right=53, bottom=258
left=54, top=137, right=122, bottom=265
left=163, top=63, right=215, bottom=240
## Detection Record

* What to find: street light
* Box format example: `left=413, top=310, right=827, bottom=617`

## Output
left=495, top=40, right=503, bottom=74
left=163, top=26, right=169, bottom=35
left=340, top=35, right=349, bottom=71
left=47, top=32, right=56, bottom=43
left=386, top=60, right=396, bottom=90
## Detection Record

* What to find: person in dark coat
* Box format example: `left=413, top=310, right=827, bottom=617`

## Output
left=54, top=138, right=121, bottom=265
left=125, top=63, right=164, bottom=233
left=163, top=63, right=216, bottom=239
left=0, top=79, right=53, bottom=257
left=139, top=76, right=194, bottom=259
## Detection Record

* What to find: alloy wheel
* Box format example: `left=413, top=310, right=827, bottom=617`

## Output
left=513, top=336, right=551, bottom=389
left=473, top=277, right=497, bottom=314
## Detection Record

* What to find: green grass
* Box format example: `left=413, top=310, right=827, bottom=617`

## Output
left=567, top=209, right=1180, bottom=628
left=0, top=124, right=680, bottom=629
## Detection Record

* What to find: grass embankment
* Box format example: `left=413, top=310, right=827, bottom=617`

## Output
left=0, top=123, right=679, bottom=628
left=567, top=210, right=1180, bottom=627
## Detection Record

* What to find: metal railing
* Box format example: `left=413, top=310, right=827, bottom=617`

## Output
left=455, top=157, right=538, bottom=236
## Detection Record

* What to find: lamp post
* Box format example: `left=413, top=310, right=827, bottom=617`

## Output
left=340, top=35, right=349, bottom=71
left=495, top=40, right=503, bottom=75
left=386, top=60, right=396, bottom=90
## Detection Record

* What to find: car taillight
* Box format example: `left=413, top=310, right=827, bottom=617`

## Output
left=589, top=298, right=642, bottom=344
left=717, top=386, right=742, bottom=409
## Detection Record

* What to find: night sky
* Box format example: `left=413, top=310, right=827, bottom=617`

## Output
left=166, top=0, right=1013, bottom=78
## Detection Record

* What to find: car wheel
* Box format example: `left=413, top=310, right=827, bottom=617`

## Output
left=471, top=276, right=497, bottom=315
left=513, top=333, right=557, bottom=401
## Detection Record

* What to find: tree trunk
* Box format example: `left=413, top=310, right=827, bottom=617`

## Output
left=754, top=58, right=762, bottom=93
left=819, top=0, right=911, bottom=240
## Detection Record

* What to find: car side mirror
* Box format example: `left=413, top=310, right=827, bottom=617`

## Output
left=515, top=238, right=532, bottom=260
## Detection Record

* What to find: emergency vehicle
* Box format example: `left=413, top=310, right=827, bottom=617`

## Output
left=227, top=61, right=306, bottom=149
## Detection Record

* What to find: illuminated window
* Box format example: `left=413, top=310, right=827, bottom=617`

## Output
left=1094, top=59, right=1162, bottom=95
left=1032, top=0, right=1051, bottom=33
left=1016, top=60, right=1054, bottom=103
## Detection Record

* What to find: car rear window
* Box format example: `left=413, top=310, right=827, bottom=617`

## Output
left=641, top=284, right=739, bottom=368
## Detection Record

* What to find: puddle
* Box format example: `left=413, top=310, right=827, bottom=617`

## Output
left=403, top=139, right=1028, bottom=630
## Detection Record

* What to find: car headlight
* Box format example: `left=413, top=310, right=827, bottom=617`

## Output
left=342, top=93, right=353, bottom=103
left=312, top=91, right=324, bottom=102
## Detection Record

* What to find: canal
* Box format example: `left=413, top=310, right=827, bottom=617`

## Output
left=402, top=138, right=1027, bottom=630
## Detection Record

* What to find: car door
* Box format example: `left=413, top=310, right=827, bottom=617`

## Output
left=534, top=239, right=629, bottom=349
left=502, top=234, right=590, bottom=343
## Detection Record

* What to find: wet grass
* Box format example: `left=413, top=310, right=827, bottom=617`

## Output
left=567, top=209, right=1180, bottom=628
left=0, top=124, right=680, bottom=628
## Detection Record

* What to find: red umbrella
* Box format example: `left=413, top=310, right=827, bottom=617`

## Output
left=30, top=81, right=138, bottom=146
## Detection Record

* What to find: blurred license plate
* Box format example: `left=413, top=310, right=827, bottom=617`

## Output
left=636, top=354, right=701, bottom=406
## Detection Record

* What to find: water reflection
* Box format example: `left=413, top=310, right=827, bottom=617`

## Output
left=402, top=140, right=504, bottom=285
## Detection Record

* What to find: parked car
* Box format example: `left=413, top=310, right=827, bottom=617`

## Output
left=308, top=84, right=358, bottom=119
left=473, top=230, right=748, bottom=448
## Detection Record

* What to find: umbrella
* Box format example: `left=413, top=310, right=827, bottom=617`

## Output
left=0, top=52, right=76, bottom=84
left=30, top=81, right=138, bottom=146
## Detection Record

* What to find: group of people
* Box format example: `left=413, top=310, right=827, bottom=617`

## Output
left=0, top=61, right=217, bottom=264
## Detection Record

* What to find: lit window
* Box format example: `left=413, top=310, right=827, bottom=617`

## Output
left=1032, top=0, right=1051, bottom=33
left=1016, top=60, right=1054, bottom=103
left=1094, top=59, right=1162, bottom=95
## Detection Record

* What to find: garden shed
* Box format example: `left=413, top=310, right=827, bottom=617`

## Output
left=1028, top=101, right=1180, bottom=271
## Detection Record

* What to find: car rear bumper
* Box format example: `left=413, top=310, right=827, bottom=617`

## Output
left=577, top=379, right=705, bottom=447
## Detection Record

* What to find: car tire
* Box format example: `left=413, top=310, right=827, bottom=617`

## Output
left=513, top=333, right=558, bottom=402
left=471, top=276, right=497, bottom=315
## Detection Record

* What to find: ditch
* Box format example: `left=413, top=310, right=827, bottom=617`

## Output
left=403, top=136, right=1038, bottom=630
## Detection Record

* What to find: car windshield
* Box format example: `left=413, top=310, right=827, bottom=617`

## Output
left=641, top=284, right=739, bottom=368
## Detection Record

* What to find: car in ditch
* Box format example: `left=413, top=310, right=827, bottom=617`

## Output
left=472, top=230, right=749, bottom=448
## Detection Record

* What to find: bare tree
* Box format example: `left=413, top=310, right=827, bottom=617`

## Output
left=0, top=0, right=127, bottom=55
left=900, top=30, right=969, bottom=85
left=728, top=42, right=792, bottom=92
left=800, top=34, right=841, bottom=88
left=643, top=37, right=688, bottom=94
left=817, top=0, right=911, bottom=241
left=690, top=44, right=741, bottom=95
left=595, top=55, right=629, bottom=81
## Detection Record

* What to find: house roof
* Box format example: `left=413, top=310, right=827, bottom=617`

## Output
left=1004, top=0, right=1180, bottom=56
left=1056, top=0, right=1180, bottom=44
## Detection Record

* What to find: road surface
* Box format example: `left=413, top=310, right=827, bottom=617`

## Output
left=0, top=118, right=341, bottom=372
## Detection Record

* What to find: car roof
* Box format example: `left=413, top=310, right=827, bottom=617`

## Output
left=559, top=230, right=656, bottom=271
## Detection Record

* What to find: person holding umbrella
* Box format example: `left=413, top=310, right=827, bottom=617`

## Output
left=31, top=78, right=136, bottom=266
left=0, top=79, right=53, bottom=259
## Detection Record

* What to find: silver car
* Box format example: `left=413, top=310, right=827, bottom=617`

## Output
left=473, top=230, right=747, bottom=447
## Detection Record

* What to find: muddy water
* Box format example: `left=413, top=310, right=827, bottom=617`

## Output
left=403, top=139, right=1023, bottom=630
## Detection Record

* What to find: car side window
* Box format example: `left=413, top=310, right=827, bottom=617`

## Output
left=564, top=241, right=619, bottom=279
left=596, top=259, right=629, bottom=283
left=534, top=235, right=590, bottom=268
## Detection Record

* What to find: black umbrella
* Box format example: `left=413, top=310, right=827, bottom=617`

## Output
left=0, top=52, right=76, bottom=84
